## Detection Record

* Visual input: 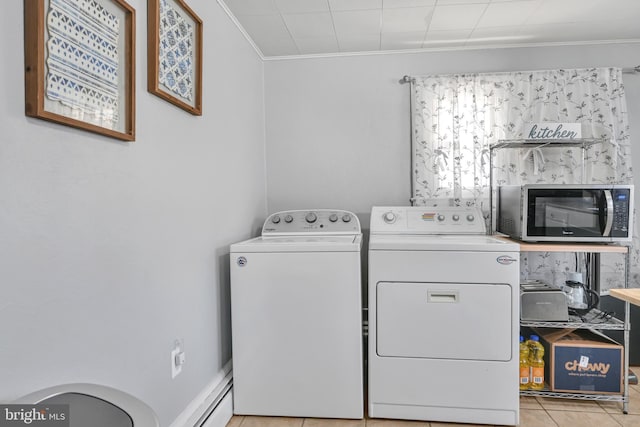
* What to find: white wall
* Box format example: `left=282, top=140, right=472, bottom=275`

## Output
left=264, top=43, right=640, bottom=225
left=0, top=1, right=266, bottom=426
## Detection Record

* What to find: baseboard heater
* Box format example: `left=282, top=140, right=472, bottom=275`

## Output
left=195, top=373, right=233, bottom=427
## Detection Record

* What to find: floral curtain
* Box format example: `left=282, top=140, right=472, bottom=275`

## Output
left=410, top=67, right=638, bottom=289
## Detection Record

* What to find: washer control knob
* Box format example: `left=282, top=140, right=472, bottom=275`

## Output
left=305, top=212, right=318, bottom=223
left=271, top=215, right=281, bottom=224
left=342, top=214, right=352, bottom=223
left=329, top=214, right=339, bottom=222
left=452, top=214, right=460, bottom=222
left=466, top=214, right=475, bottom=222
left=437, top=214, right=445, bottom=222
left=383, top=212, right=396, bottom=224
left=284, top=215, right=293, bottom=223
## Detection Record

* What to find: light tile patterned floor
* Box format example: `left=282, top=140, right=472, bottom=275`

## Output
left=226, top=381, right=640, bottom=427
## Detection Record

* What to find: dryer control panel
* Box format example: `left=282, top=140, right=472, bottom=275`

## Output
left=262, top=209, right=361, bottom=235
left=370, top=206, right=486, bottom=235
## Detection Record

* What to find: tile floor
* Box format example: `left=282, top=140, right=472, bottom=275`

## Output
left=226, top=380, right=640, bottom=427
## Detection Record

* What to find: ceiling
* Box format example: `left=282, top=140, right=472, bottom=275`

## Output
left=219, top=0, right=640, bottom=58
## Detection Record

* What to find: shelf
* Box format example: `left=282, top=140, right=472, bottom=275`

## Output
left=493, top=235, right=629, bottom=254
left=515, top=241, right=628, bottom=254
left=520, top=308, right=625, bottom=330
left=520, top=389, right=627, bottom=403
left=490, top=137, right=630, bottom=414
left=610, top=288, right=640, bottom=307
left=491, top=138, right=606, bottom=150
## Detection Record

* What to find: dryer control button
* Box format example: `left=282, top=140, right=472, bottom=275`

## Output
left=466, top=214, right=475, bottom=222
left=452, top=214, right=460, bottom=221
left=437, top=214, right=445, bottom=222
left=329, top=214, right=339, bottom=222
left=271, top=215, right=281, bottom=224
left=383, top=212, right=396, bottom=223
left=284, top=215, right=294, bottom=223
left=342, top=214, right=352, bottom=223
left=305, top=212, right=318, bottom=223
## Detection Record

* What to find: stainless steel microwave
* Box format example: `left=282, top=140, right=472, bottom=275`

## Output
left=497, top=184, right=634, bottom=242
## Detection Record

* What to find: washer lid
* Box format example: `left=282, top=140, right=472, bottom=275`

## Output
left=231, top=234, right=363, bottom=252
left=369, top=234, right=519, bottom=252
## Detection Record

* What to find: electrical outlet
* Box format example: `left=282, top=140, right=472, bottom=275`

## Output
left=171, top=340, right=185, bottom=379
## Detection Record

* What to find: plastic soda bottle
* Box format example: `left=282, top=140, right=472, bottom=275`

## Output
left=528, top=335, right=545, bottom=390
left=519, top=335, right=530, bottom=390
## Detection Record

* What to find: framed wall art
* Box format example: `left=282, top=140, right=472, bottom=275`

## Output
left=147, top=0, right=202, bottom=115
left=24, top=0, right=136, bottom=141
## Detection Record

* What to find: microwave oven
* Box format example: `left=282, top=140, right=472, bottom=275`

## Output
left=497, top=184, right=634, bottom=242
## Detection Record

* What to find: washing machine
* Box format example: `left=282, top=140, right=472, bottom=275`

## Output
left=368, top=206, right=520, bottom=426
left=230, top=209, right=363, bottom=419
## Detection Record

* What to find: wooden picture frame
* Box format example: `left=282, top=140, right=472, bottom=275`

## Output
left=147, top=0, right=202, bottom=116
left=24, top=0, right=136, bottom=141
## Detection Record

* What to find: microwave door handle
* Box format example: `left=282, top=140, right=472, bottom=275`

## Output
left=603, top=190, right=614, bottom=237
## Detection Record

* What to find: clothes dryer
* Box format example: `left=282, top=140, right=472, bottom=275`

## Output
left=230, top=209, right=363, bottom=419
left=368, top=206, right=520, bottom=426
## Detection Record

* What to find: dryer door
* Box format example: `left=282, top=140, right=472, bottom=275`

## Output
left=376, top=282, right=512, bottom=361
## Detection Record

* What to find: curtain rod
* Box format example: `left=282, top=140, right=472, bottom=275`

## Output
left=400, top=66, right=640, bottom=83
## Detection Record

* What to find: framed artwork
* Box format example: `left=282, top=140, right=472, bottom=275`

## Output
left=147, top=0, right=202, bottom=115
left=24, top=0, right=136, bottom=141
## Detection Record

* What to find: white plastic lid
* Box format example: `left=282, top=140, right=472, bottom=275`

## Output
left=567, top=272, right=583, bottom=283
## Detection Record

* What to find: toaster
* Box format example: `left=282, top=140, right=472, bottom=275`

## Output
left=520, top=280, right=569, bottom=322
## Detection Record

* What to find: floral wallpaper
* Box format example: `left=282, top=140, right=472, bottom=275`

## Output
left=411, top=67, right=637, bottom=290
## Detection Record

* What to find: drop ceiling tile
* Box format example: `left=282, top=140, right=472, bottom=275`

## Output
left=425, top=29, right=472, bottom=41
left=518, top=23, right=599, bottom=43
left=329, top=0, right=383, bottom=11
left=467, top=26, right=532, bottom=45
left=333, top=10, right=382, bottom=35
left=381, top=30, right=426, bottom=49
left=337, top=33, right=381, bottom=51
left=383, top=0, right=436, bottom=8
left=521, top=21, right=640, bottom=43
left=429, top=4, right=488, bottom=30
left=476, top=0, right=541, bottom=28
left=223, top=0, right=640, bottom=57
left=295, top=36, right=340, bottom=54
left=274, top=0, right=330, bottom=13
left=282, top=12, right=335, bottom=38
left=422, top=30, right=472, bottom=48
left=237, top=14, right=291, bottom=40
left=469, top=25, right=524, bottom=40
left=527, top=0, right=610, bottom=25
left=382, top=7, right=434, bottom=32
left=223, top=0, right=279, bottom=15
left=587, top=0, right=640, bottom=21
left=257, top=37, right=299, bottom=56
